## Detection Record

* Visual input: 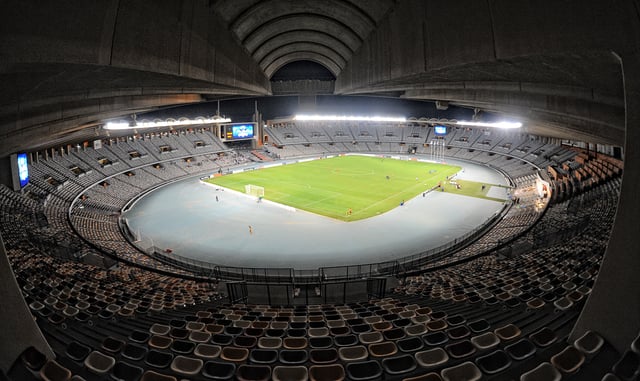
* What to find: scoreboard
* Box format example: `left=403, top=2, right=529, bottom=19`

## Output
left=221, top=123, right=255, bottom=141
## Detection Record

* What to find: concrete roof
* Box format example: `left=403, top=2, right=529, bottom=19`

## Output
left=0, top=0, right=637, bottom=155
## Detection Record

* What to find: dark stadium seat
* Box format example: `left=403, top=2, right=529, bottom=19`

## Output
left=440, top=361, right=482, bottom=381
left=309, top=364, right=345, bottom=381
left=338, top=345, right=368, bottom=362
left=65, top=341, right=91, bottom=362
left=110, top=361, right=144, bottom=381
left=39, top=360, right=72, bottom=381
left=345, top=360, right=383, bottom=381
left=475, top=349, right=512, bottom=374
left=236, top=364, right=271, bottom=381
left=382, top=354, right=417, bottom=376
left=505, top=339, right=536, bottom=361
left=550, top=346, right=585, bottom=374
left=84, top=351, right=116, bottom=375
left=272, top=365, right=308, bottom=381
left=202, top=360, right=236, bottom=380
left=122, top=343, right=148, bottom=361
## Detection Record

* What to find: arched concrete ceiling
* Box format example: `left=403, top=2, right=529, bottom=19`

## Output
left=213, top=0, right=396, bottom=78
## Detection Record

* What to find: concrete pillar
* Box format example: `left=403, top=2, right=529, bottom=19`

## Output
left=570, top=52, right=640, bottom=353
left=0, top=233, right=54, bottom=373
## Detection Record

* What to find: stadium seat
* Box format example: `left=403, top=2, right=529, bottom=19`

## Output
left=121, top=343, right=148, bottom=361
left=445, top=339, right=476, bottom=359
left=279, top=349, right=309, bottom=365
left=397, top=336, right=424, bottom=353
left=39, top=360, right=72, bottom=381
left=129, top=330, right=151, bottom=343
left=309, top=364, right=345, bottom=381
left=257, top=337, right=282, bottom=349
left=202, top=360, right=236, bottom=380
left=475, top=349, right=512, bottom=374
left=505, top=339, right=536, bottom=361
left=530, top=327, right=558, bottom=348
left=171, top=339, right=195, bottom=354
left=574, top=330, right=605, bottom=360
left=345, top=360, right=383, bottom=381
left=423, top=331, right=449, bottom=346
left=310, top=348, right=339, bottom=364
left=468, top=319, right=490, bottom=333
left=334, top=334, right=359, bottom=347
left=272, top=365, right=308, bottom=381
left=170, top=355, right=203, bottom=376
left=249, top=349, right=278, bottom=364
left=382, top=354, right=417, bottom=375
left=283, top=337, right=308, bottom=349
left=415, top=348, right=449, bottom=369
left=494, top=324, right=521, bottom=342
left=65, top=341, right=91, bottom=362
left=440, top=361, right=482, bottom=381
left=310, top=336, right=333, bottom=348
left=447, top=325, right=470, bottom=340
left=369, top=341, right=398, bottom=358
left=220, top=346, right=249, bottom=363
left=194, top=344, right=221, bottom=359
left=145, top=350, right=173, bottom=369
left=111, top=361, right=144, bottom=381
left=384, top=327, right=406, bottom=341
left=84, top=350, right=116, bottom=375
left=148, top=335, right=173, bottom=350
left=236, top=364, right=271, bottom=381
left=339, top=345, right=368, bottom=362
left=550, top=346, right=585, bottom=374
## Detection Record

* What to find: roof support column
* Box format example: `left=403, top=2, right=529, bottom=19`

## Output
left=570, top=52, right=640, bottom=353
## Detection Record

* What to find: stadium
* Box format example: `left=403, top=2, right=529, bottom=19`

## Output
left=0, top=2, right=638, bottom=381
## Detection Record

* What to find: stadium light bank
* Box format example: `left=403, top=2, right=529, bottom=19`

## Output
left=104, top=116, right=232, bottom=130
left=292, top=115, right=521, bottom=129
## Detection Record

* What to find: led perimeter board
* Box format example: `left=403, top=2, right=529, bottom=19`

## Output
left=221, top=123, right=255, bottom=141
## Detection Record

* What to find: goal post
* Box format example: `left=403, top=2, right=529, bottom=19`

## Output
left=245, top=184, right=265, bottom=197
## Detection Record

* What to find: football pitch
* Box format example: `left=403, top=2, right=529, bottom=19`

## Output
left=207, top=155, right=461, bottom=221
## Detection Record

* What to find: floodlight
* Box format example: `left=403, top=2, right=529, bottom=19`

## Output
left=104, top=116, right=232, bottom=130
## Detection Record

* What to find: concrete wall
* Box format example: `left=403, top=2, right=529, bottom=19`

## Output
left=570, top=52, right=640, bottom=354
left=0, top=234, right=54, bottom=373
left=335, top=0, right=640, bottom=144
left=0, top=0, right=271, bottom=156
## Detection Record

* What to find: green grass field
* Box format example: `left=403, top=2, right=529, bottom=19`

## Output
left=207, top=155, right=461, bottom=221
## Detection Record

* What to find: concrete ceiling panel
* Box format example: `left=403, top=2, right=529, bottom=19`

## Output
left=265, top=52, right=342, bottom=78
left=252, top=30, right=353, bottom=64
left=229, top=0, right=375, bottom=42
left=259, top=43, right=347, bottom=73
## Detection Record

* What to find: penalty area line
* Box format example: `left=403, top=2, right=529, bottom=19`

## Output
left=199, top=180, right=296, bottom=212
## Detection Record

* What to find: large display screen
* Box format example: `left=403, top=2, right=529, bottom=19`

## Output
left=434, top=125, right=447, bottom=135
left=17, top=152, right=29, bottom=188
left=231, top=124, right=254, bottom=139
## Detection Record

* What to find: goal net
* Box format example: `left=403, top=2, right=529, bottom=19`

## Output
left=245, top=184, right=265, bottom=197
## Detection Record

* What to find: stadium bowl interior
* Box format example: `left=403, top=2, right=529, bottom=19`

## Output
left=0, top=1, right=639, bottom=381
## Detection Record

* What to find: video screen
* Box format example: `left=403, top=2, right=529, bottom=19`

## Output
left=232, top=124, right=254, bottom=139
left=17, top=152, right=29, bottom=187
left=434, top=125, right=447, bottom=135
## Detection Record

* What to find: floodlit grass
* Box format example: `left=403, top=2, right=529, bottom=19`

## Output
left=208, top=155, right=461, bottom=221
